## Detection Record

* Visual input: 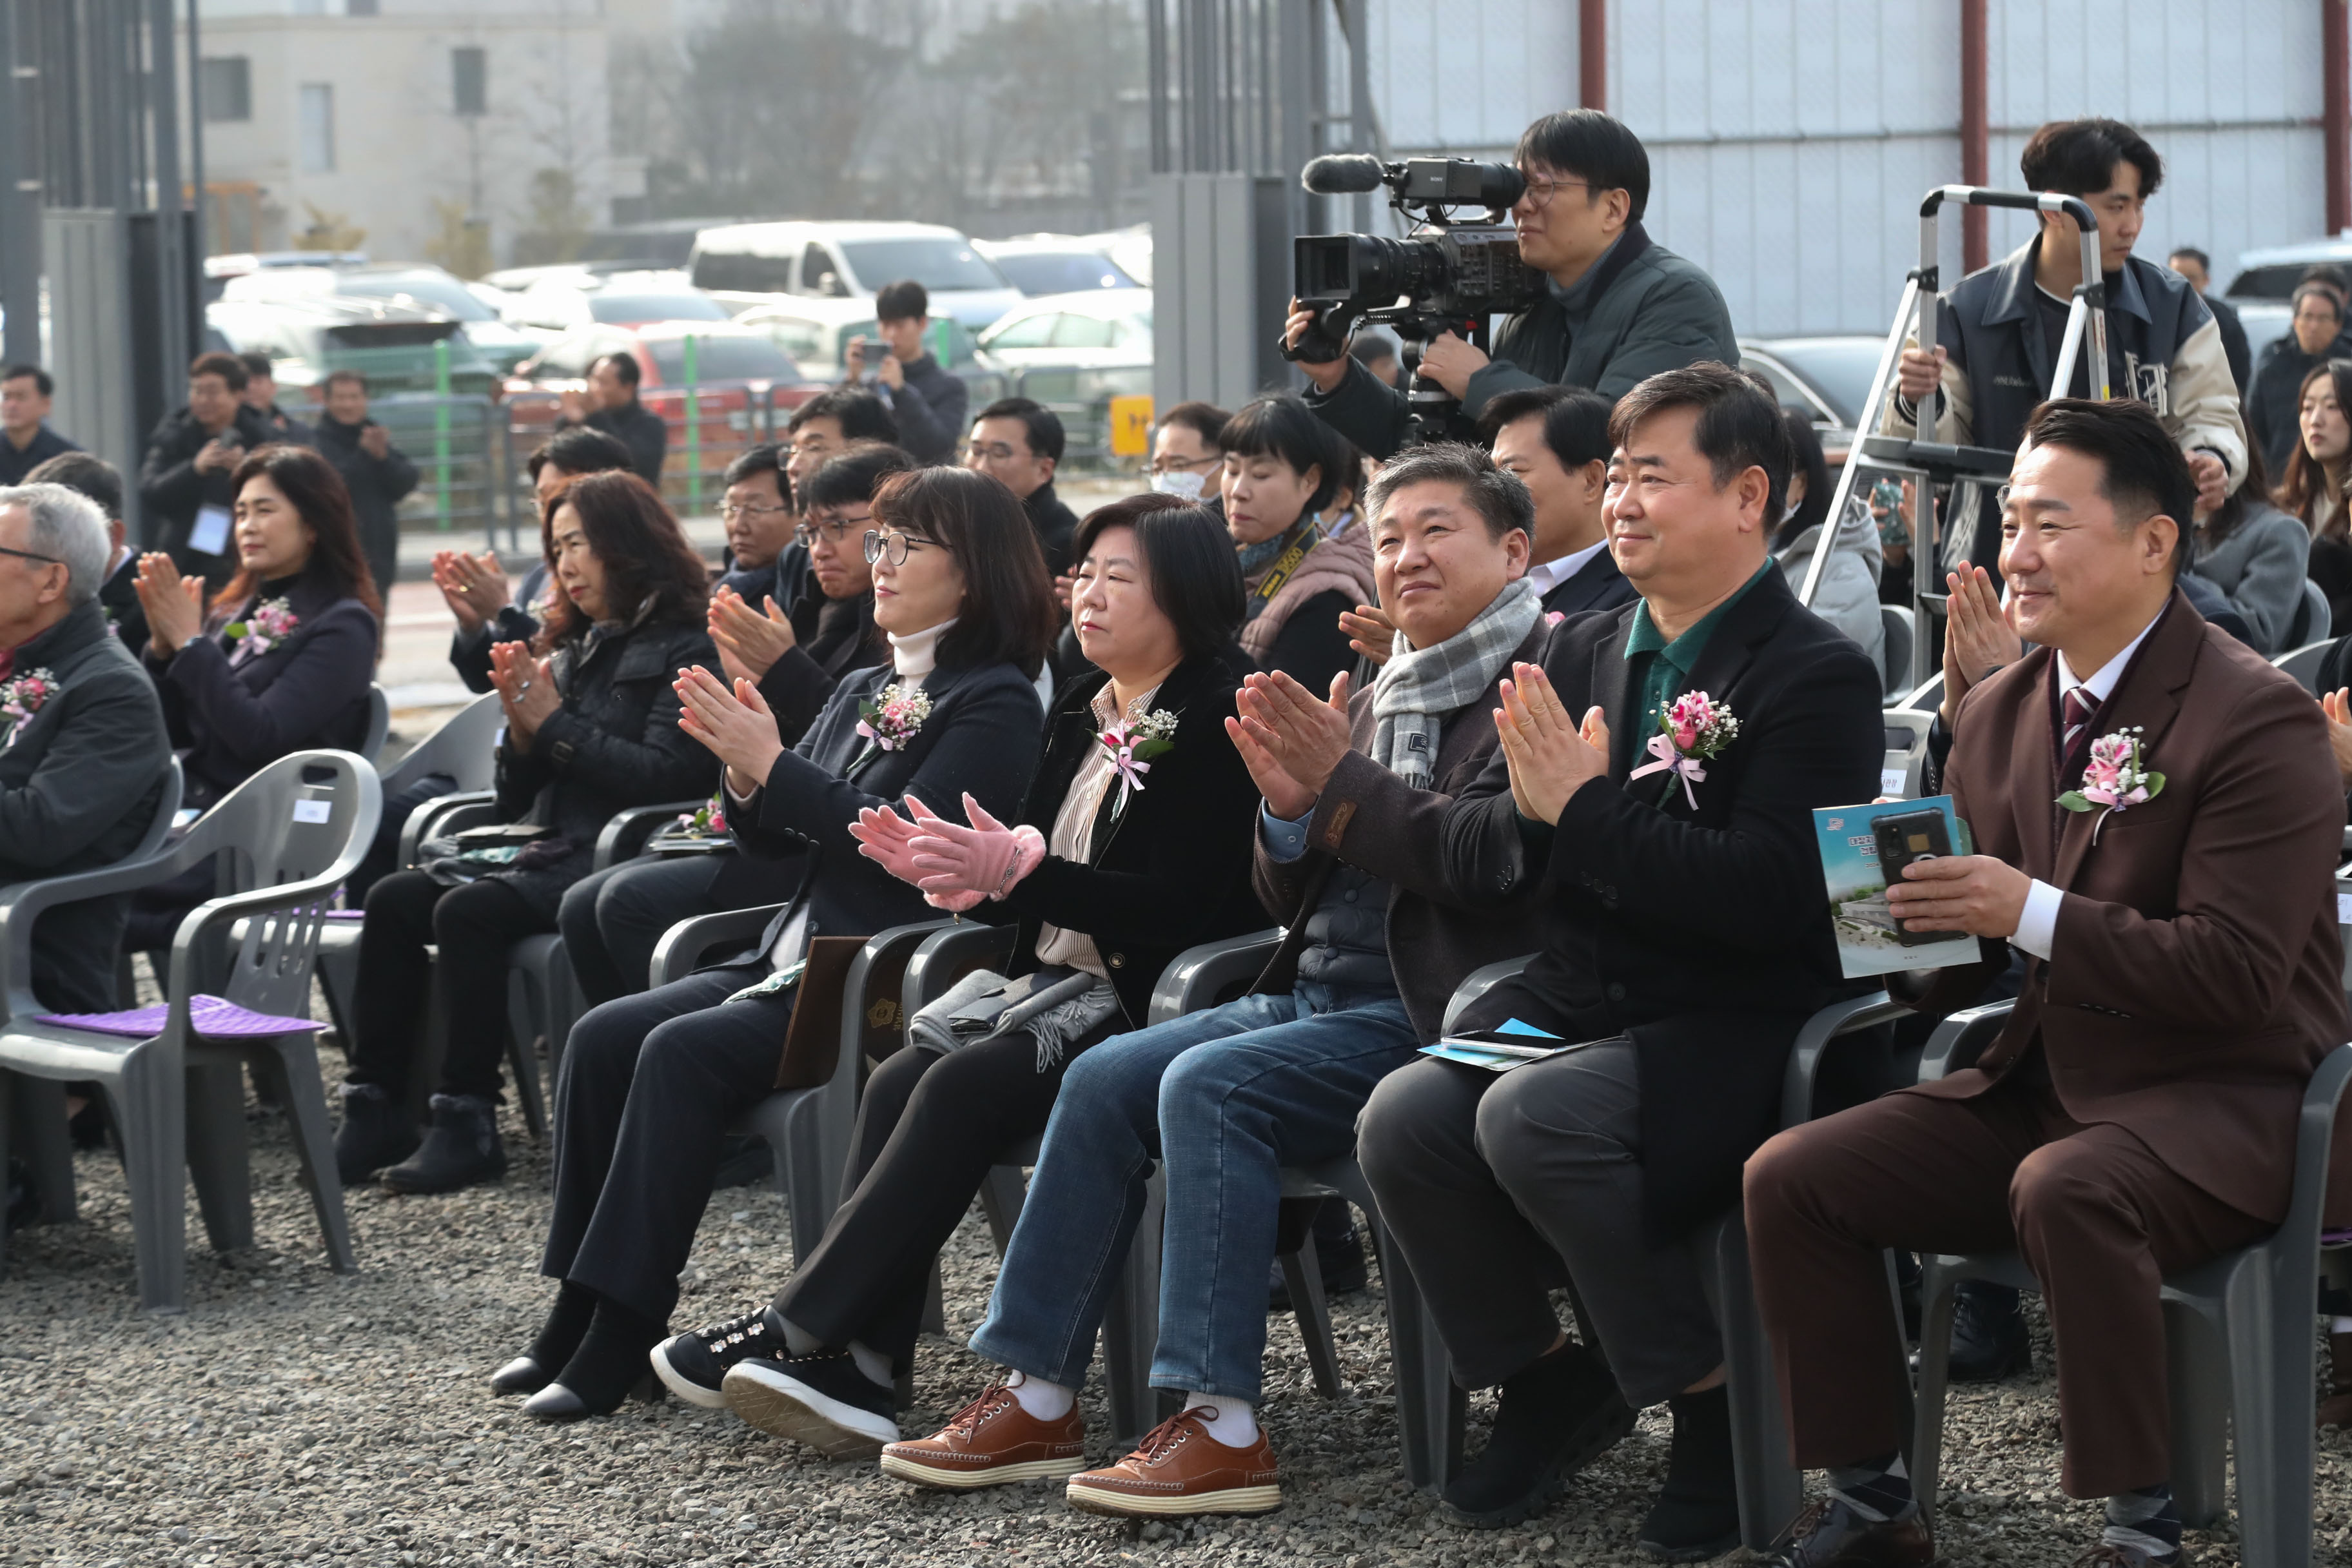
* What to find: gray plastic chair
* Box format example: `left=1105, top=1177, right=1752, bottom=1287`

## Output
left=2274, top=639, right=2333, bottom=696
left=2288, top=578, right=2333, bottom=652
left=663, top=915, right=950, bottom=1262
left=360, top=683, right=391, bottom=765
left=1910, top=1003, right=2352, bottom=1568
left=0, top=750, right=382, bottom=1311
left=1435, top=957, right=1909, bottom=1544
left=1879, top=709, right=1936, bottom=801
left=2, top=759, right=184, bottom=1231
left=1879, top=605, right=1915, bottom=700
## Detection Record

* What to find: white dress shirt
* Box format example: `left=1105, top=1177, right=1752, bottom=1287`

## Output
left=2008, top=609, right=2164, bottom=961
left=1525, top=539, right=1609, bottom=602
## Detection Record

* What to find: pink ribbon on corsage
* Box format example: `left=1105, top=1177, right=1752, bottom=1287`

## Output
left=1628, top=730, right=1707, bottom=809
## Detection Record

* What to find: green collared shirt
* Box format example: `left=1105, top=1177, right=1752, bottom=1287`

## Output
left=1622, top=560, right=1772, bottom=740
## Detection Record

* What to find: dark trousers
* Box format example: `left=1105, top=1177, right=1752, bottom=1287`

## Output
left=343, top=868, right=549, bottom=1101
left=1745, top=1073, right=2270, bottom=1498
left=559, top=856, right=729, bottom=1008
left=772, top=1026, right=1101, bottom=1373
left=1357, top=1043, right=1725, bottom=1408
left=542, top=968, right=790, bottom=1324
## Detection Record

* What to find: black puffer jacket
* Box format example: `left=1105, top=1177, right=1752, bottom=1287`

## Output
left=486, top=612, right=721, bottom=917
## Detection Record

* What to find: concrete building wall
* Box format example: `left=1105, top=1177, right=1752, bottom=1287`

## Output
left=186, top=3, right=610, bottom=266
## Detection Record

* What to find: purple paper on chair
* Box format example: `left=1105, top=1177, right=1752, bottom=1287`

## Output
left=323, top=909, right=367, bottom=921
left=37, top=994, right=322, bottom=1039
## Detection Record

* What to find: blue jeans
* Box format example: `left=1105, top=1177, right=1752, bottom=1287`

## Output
left=969, top=984, right=1418, bottom=1402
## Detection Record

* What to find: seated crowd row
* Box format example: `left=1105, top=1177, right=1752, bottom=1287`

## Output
left=0, top=355, right=2342, bottom=1568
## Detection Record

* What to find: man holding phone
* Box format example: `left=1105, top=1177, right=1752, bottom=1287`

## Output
left=843, top=280, right=966, bottom=464
left=137, top=351, right=277, bottom=585
left=1747, top=398, right=2349, bottom=1568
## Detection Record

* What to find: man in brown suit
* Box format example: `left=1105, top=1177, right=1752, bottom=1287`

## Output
left=1747, top=397, right=2350, bottom=1568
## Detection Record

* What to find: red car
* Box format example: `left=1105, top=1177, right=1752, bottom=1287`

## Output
left=504, top=320, right=825, bottom=508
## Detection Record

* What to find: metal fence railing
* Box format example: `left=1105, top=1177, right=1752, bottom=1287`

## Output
left=380, top=369, right=1152, bottom=556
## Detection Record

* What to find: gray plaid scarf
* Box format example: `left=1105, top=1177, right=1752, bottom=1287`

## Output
left=1371, top=577, right=1542, bottom=789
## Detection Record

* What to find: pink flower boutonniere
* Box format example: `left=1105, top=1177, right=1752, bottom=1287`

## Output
left=676, top=793, right=727, bottom=838
left=1097, top=709, right=1179, bottom=819
left=2059, top=726, right=2164, bottom=843
left=225, top=596, right=299, bottom=662
left=1629, top=690, right=1740, bottom=809
left=0, top=667, right=59, bottom=749
left=850, top=683, right=933, bottom=772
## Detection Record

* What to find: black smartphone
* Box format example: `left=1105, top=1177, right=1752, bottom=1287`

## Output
left=1871, top=807, right=1952, bottom=946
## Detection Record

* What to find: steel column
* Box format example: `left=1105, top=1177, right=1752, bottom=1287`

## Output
left=1960, top=0, right=1988, bottom=271
left=2328, top=0, right=2350, bottom=236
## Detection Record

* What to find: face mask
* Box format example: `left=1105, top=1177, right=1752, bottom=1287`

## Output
left=1150, top=469, right=1207, bottom=502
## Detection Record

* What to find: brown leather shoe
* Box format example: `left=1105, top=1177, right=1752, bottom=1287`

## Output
left=1063, top=1407, right=1281, bottom=1518
left=878, top=1383, right=1086, bottom=1490
left=1778, top=1496, right=1937, bottom=1566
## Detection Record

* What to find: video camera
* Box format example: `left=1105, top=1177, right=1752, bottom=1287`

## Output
left=1286, top=154, right=1549, bottom=443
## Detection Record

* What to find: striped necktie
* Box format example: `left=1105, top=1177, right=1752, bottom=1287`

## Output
left=2059, top=685, right=2101, bottom=785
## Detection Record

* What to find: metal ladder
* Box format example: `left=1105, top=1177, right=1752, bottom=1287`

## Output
left=1799, top=186, right=2115, bottom=692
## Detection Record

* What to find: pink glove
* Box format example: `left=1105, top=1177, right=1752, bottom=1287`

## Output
left=906, top=794, right=1048, bottom=901
left=847, top=798, right=927, bottom=885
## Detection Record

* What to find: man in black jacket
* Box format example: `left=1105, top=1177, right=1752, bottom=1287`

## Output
left=1486, top=385, right=1637, bottom=620
left=2165, top=247, right=2252, bottom=394
left=965, top=397, right=1079, bottom=575
left=0, top=483, right=172, bottom=1013
left=315, top=371, right=419, bottom=597
left=238, top=353, right=315, bottom=447
left=844, top=279, right=968, bottom=464
left=139, top=352, right=279, bottom=583
left=24, top=452, right=145, bottom=659
left=1, top=366, right=78, bottom=487
left=1350, top=365, right=1882, bottom=1554
left=1286, top=110, right=1739, bottom=458
left=2244, top=280, right=2340, bottom=477
left=558, top=351, right=667, bottom=488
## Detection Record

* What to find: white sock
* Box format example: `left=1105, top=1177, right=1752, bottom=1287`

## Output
left=847, top=1340, right=893, bottom=1389
left=773, top=1311, right=823, bottom=1357
left=1004, top=1369, right=1075, bottom=1421
left=1184, top=1391, right=1258, bottom=1446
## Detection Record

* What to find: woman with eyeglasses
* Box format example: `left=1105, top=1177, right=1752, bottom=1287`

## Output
left=333, top=471, right=720, bottom=1195
left=498, top=464, right=1054, bottom=1421
left=556, top=443, right=912, bottom=1008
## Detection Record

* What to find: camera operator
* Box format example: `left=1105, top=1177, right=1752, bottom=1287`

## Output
left=1284, top=110, right=1737, bottom=458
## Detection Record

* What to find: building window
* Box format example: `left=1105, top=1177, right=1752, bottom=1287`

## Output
left=200, top=57, right=250, bottom=122
left=299, top=83, right=336, bottom=173
left=453, top=48, right=487, bottom=117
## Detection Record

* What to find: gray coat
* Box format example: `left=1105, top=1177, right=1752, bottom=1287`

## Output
left=0, top=599, right=172, bottom=1012
left=1303, top=221, right=1740, bottom=459
left=2186, top=501, right=2312, bottom=656
left=1775, top=497, right=1887, bottom=685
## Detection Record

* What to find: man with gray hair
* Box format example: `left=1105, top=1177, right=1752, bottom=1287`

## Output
left=0, top=484, right=170, bottom=1013
left=879, top=443, right=1575, bottom=1517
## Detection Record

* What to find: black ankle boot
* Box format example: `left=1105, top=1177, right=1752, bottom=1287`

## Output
left=380, top=1093, right=505, bottom=1195
left=524, top=1297, right=667, bottom=1421
left=1948, top=1280, right=2030, bottom=1382
left=1442, top=1340, right=1636, bottom=1529
left=495, top=1282, right=598, bottom=1396
left=334, top=1083, right=419, bottom=1186
left=1637, top=1385, right=1740, bottom=1562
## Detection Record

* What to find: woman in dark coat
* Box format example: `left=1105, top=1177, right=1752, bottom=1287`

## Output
left=497, top=465, right=1058, bottom=1421
left=333, top=471, right=720, bottom=1194
left=642, top=497, right=1266, bottom=1454
left=121, top=444, right=383, bottom=952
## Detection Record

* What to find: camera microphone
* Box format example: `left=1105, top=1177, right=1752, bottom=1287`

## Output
left=1300, top=154, right=1389, bottom=195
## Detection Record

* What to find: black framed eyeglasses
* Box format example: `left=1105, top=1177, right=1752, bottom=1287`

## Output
left=718, top=500, right=788, bottom=522
left=0, top=545, right=61, bottom=567
left=795, top=511, right=872, bottom=549
left=862, top=529, right=927, bottom=567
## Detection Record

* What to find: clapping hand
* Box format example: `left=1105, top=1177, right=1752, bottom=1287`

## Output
left=432, top=549, right=511, bottom=632
left=2323, top=689, right=2352, bottom=787
left=1338, top=602, right=1398, bottom=666
left=1939, top=565, right=2022, bottom=725
left=848, top=797, right=930, bottom=884
left=905, top=794, right=1039, bottom=911
left=488, top=640, right=559, bottom=748
left=709, top=585, right=797, bottom=684
left=1232, top=670, right=1354, bottom=796
left=133, top=553, right=206, bottom=658
left=673, top=665, right=786, bottom=798
left=1493, top=663, right=1608, bottom=826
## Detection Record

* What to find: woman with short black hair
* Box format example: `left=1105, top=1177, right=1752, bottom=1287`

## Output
left=637, top=496, right=1266, bottom=1457
left=333, top=471, right=719, bottom=1195
left=498, top=465, right=1057, bottom=1421
left=1220, top=395, right=1373, bottom=694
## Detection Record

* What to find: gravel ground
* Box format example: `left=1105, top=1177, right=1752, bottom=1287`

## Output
left=6, top=1008, right=2351, bottom=1567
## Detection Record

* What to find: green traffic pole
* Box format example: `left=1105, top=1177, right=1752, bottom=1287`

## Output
left=683, top=333, right=701, bottom=514
left=433, top=338, right=452, bottom=530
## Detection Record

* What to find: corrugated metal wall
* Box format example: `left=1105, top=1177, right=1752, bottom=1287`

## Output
left=1351, top=0, right=2331, bottom=337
